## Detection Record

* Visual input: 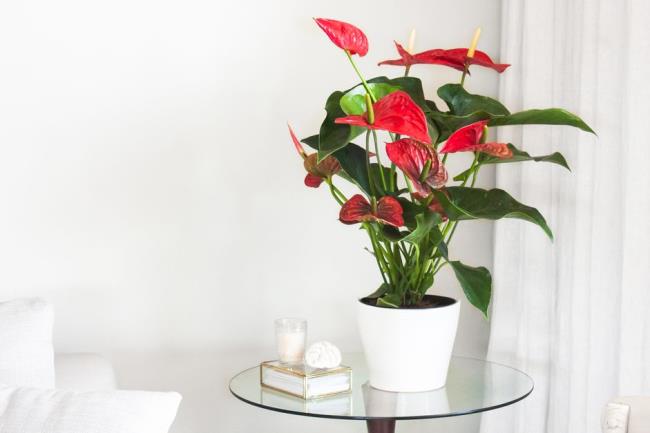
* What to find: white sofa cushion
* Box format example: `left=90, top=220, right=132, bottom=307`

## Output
left=0, top=385, right=181, bottom=433
left=0, top=298, right=54, bottom=388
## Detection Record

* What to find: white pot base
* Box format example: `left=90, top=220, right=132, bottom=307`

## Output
left=358, top=296, right=460, bottom=393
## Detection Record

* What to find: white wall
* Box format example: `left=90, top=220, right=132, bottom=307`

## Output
left=0, top=0, right=501, bottom=431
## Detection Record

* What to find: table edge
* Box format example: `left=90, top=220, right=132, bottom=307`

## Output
left=228, top=356, right=535, bottom=421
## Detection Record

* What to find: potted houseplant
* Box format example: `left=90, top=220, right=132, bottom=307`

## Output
left=288, top=18, right=594, bottom=392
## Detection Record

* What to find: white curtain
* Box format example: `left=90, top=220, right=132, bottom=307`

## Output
left=482, top=0, right=650, bottom=432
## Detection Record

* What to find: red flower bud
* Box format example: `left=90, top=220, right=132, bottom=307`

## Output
left=314, top=18, right=368, bottom=57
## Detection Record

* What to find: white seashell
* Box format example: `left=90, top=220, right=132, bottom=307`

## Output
left=304, top=341, right=342, bottom=369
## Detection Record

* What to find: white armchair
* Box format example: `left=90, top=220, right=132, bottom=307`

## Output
left=602, top=396, right=650, bottom=433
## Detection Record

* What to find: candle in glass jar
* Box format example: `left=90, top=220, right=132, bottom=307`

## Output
left=275, top=318, right=307, bottom=364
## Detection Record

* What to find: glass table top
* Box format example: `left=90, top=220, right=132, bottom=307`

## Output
left=229, top=353, right=533, bottom=421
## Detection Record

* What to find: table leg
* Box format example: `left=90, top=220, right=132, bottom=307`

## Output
left=366, top=419, right=396, bottom=433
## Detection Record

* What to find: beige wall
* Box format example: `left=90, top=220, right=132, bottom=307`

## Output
left=0, top=0, right=501, bottom=431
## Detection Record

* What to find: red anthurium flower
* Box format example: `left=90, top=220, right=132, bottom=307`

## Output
left=288, top=124, right=340, bottom=188
left=428, top=198, right=448, bottom=221
left=314, top=18, right=368, bottom=57
left=439, top=120, right=513, bottom=159
left=386, top=138, right=447, bottom=197
left=335, top=91, right=430, bottom=144
left=378, top=42, right=509, bottom=73
left=339, top=194, right=404, bottom=227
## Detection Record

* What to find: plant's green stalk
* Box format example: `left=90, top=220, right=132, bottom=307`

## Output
left=419, top=159, right=432, bottom=183
left=364, top=223, right=389, bottom=285
left=389, top=163, right=396, bottom=191
left=326, top=178, right=347, bottom=205
left=371, top=130, right=388, bottom=192
left=326, top=179, right=345, bottom=205
left=345, top=50, right=376, bottom=102
left=365, top=131, right=376, bottom=197
left=432, top=260, right=448, bottom=274
left=460, top=64, right=469, bottom=87
left=432, top=153, right=481, bottom=274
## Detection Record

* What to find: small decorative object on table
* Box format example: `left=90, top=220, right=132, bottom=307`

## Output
left=275, top=318, right=307, bottom=365
left=288, top=18, right=594, bottom=391
left=305, top=341, right=342, bottom=369
left=260, top=360, right=352, bottom=399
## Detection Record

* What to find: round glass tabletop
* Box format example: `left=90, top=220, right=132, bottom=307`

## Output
left=229, top=353, right=533, bottom=421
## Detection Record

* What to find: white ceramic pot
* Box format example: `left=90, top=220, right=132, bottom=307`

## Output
left=358, top=295, right=460, bottom=392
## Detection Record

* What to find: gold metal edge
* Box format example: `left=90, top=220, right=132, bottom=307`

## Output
left=260, top=382, right=352, bottom=400
left=260, top=360, right=351, bottom=378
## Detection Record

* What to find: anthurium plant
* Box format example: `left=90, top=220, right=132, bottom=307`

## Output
left=289, top=19, right=594, bottom=316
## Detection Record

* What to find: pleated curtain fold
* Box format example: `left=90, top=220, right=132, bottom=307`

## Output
left=482, top=0, right=650, bottom=432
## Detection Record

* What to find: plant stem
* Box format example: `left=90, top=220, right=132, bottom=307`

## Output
left=460, top=60, right=469, bottom=87
left=365, top=223, right=389, bottom=285
left=432, top=153, right=481, bottom=274
left=345, top=50, right=376, bottom=102
left=371, top=130, right=388, bottom=192
left=326, top=178, right=347, bottom=205
left=365, top=131, right=376, bottom=197
left=326, top=181, right=344, bottom=205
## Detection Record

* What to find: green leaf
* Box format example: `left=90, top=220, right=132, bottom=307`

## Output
left=438, top=84, right=510, bottom=117
left=301, top=134, right=319, bottom=151
left=397, top=197, right=426, bottom=230
left=335, top=144, right=373, bottom=195
left=369, top=163, right=395, bottom=196
left=428, top=111, right=494, bottom=142
left=366, top=283, right=390, bottom=299
left=381, top=225, right=407, bottom=242
left=379, top=76, right=430, bottom=112
left=340, top=82, right=400, bottom=115
left=452, top=166, right=476, bottom=182
left=376, top=293, right=401, bottom=308
left=433, top=187, right=553, bottom=240
left=453, top=144, right=571, bottom=182
left=301, top=136, right=375, bottom=195
left=488, top=108, right=595, bottom=134
left=403, top=211, right=443, bottom=245
left=448, top=260, right=492, bottom=318
left=317, top=91, right=364, bottom=161
left=479, top=144, right=571, bottom=170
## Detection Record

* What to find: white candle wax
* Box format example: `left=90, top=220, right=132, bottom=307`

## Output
left=277, top=330, right=306, bottom=364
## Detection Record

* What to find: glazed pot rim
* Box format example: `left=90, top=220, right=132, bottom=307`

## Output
left=358, top=294, right=458, bottom=310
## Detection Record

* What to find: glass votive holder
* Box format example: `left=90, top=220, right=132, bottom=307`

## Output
left=275, top=318, right=307, bottom=365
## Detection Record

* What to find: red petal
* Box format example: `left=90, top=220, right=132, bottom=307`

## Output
left=428, top=199, right=448, bottom=222
left=334, top=114, right=368, bottom=128
left=475, top=142, right=513, bottom=159
left=373, top=91, right=430, bottom=143
left=336, top=91, right=430, bottom=144
left=314, top=18, right=368, bottom=57
left=429, top=157, right=448, bottom=188
left=414, top=49, right=465, bottom=71
left=385, top=47, right=509, bottom=73
left=304, top=173, right=324, bottom=188
left=375, top=196, right=404, bottom=227
left=386, top=138, right=436, bottom=196
left=465, top=50, right=510, bottom=73
left=378, top=41, right=415, bottom=67
left=339, top=194, right=372, bottom=224
left=288, top=124, right=306, bottom=158
left=439, top=120, right=488, bottom=153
